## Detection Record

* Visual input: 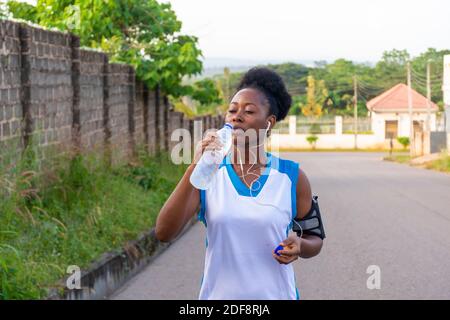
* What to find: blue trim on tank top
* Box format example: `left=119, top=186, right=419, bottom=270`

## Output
left=273, top=156, right=299, bottom=220
left=197, top=189, right=207, bottom=227
left=224, top=152, right=273, bottom=197
left=199, top=153, right=299, bottom=221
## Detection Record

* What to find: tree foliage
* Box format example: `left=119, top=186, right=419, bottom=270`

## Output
left=300, top=76, right=328, bottom=118
left=214, top=48, right=449, bottom=118
left=6, top=0, right=212, bottom=101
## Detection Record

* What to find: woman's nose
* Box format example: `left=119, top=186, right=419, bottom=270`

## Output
left=231, top=110, right=244, bottom=123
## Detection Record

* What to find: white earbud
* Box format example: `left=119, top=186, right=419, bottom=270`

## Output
left=266, top=121, right=271, bottom=130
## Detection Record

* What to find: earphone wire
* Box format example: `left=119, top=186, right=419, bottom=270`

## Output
left=234, top=123, right=303, bottom=239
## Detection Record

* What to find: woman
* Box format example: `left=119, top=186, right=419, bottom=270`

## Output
left=155, top=67, right=323, bottom=299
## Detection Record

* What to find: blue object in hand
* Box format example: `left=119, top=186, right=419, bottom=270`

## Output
left=274, top=245, right=284, bottom=256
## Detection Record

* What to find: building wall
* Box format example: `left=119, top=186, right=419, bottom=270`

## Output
left=269, top=133, right=403, bottom=150
left=371, top=111, right=437, bottom=140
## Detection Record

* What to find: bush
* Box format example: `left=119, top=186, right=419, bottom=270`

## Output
left=306, top=135, right=319, bottom=150
left=397, top=136, right=410, bottom=150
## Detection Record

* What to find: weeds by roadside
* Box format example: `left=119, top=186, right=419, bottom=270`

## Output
left=0, top=141, right=186, bottom=299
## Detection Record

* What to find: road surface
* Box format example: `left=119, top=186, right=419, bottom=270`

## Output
left=112, top=152, right=450, bottom=299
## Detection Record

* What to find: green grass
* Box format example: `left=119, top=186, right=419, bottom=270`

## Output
left=0, top=143, right=186, bottom=299
left=383, top=154, right=411, bottom=164
left=425, top=152, right=450, bottom=173
left=384, top=150, right=450, bottom=173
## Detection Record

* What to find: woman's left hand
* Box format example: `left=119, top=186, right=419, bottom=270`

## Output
left=272, top=234, right=302, bottom=264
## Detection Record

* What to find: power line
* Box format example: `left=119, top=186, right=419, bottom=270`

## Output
left=411, top=75, right=442, bottom=88
left=410, top=67, right=442, bottom=81
left=410, top=73, right=442, bottom=84
left=411, top=76, right=442, bottom=86
left=357, top=84, right=384, bottom=92
left=357, top=88, right=384, bottom=98
left=356, top=78, right=386, bottom=88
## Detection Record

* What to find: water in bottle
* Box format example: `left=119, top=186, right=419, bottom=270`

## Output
left=190, top=123, right=233, bottom=190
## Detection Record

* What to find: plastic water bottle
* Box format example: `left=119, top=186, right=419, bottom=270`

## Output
left=190, top=123, right=233, bottom=190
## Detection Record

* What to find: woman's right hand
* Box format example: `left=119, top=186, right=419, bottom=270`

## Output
left=192, top=130, right=224, bottom=165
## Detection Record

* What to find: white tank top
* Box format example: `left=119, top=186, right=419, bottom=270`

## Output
left=197, top=152, right=300, bottom=300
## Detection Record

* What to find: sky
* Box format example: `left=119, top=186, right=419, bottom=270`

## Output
left=15, top=0, right=450, bottom=66
left=164, top=0, right=450, bottom=65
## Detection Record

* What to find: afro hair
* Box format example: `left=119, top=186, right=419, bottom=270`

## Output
left=235, top=67, right=292, bottom=121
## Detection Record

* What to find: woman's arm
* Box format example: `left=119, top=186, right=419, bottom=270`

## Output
left=298, top=234, right=323, bottom=259
left=155, top=130, right=222, bottom=242
left=296, top=168, right=323, bottom=259
left=155, top=163, right=200, bottom=242
left=273, top=168, right=323, bottom=264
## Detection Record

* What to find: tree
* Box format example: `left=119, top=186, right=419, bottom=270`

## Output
left=0, top=1, right=9, bottom=18
left=6, top=0, right=206, bottom=99
left=288, top=95, right=306, bottom=116
left=189, top=79, right=222, bottom=106
left=267, top=62, right=309, bottom=91
left=374, top=49, right=409, bottom=84
left=300, top=76, right=328, bottom=118
left=410, top=48, right=450, bottom=109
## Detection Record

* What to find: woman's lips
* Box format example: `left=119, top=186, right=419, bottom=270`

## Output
left=232, top=127, right=245, bottom=135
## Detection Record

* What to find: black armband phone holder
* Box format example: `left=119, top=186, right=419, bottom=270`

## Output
left=292, top=195, right=326, bottom=240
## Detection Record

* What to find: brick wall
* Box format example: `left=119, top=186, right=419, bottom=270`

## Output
left=78, top=49, right=105, bottom=151
left=134, top=79, right=145, bottom=148
left=0, top=20, right=222, bottom=167
left=0, top=20, right=22, bottom=163
left=25, top=25, right=73, bottom=161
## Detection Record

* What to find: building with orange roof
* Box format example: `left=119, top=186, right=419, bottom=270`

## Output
left=366, top=83, right=438, bottom=141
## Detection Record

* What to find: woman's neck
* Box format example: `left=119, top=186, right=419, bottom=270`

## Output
left=231, top=145, right=268, bottom=168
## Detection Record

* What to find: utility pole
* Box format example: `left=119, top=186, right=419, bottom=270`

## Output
left=444, top=55, right=450, bottom=155
left=425, top=60, right=432, bottom=155
left=426, top=60, right=432, bottom=134
left=353, top=75, right=358, bottom=149
left=407, top=62, right=415, bottom=157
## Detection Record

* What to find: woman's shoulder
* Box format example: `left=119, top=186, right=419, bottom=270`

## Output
left=268, top=152, right=300, bottom=183
left=269, top=152, right=299, bottom=172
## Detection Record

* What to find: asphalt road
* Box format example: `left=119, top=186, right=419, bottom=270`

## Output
left=112, top=152, right=450, bottom=300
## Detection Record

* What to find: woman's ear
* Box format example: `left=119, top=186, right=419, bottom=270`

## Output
left=266, top=117, right=276, bottom=137
left=268, top=116, right=276, bottom=129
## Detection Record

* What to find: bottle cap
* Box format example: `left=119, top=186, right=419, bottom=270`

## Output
left=224, top=123, right=233, bottom=129
left=274, top=244, right=284, bottom=256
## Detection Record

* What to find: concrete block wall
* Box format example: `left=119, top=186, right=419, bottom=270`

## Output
left=0, top=19, right=223, bottom=167
left=78, top=49, right=106, bottom=151
left=24, top=25, right=73, bottom=161
left=0, top=20, right=22, bottom=164
left=134, top=79, right=145, bottom=148
left=105, top=63, right=132, bottom=164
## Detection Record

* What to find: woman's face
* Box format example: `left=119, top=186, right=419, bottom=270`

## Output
left=225, top=88, right=276, bottom=146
